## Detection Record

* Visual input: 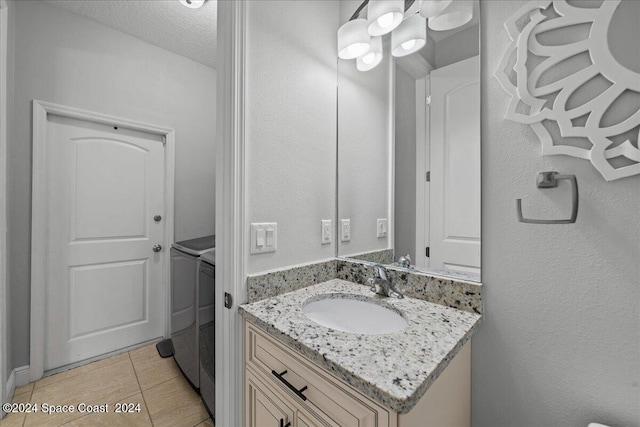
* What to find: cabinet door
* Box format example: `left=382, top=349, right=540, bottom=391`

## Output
left=246, top=370, right=294, bottom=427
left=296, top=407, right=332, bottom=427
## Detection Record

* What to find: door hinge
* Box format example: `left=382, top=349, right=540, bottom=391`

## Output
left=426, top=171, right=430, bottom=182
left=162, top=136, right=167, bottom=145
left=426, top=95, right=431, bottom=105
left=425, top=247, right=430, bottom=258
left=224, top=292, right=233, bottom=309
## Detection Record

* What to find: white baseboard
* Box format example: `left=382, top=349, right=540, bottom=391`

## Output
left=3, top=368, right=14, bottom=411
left=14, top=366, right=30, bottom=387
left=2, top=365, right=30, bottom=418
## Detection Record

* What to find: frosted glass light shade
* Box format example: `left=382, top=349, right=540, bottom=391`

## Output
left=419, top=0, right=453, bottom=18
left=391, top=15, right=427, bottom=57
left=338, top=19, right=372, bottom=59
left=367, top=0, right=404, bottom=36
left=179, top=0, right=206, bottom=9
left=428, top=1, right=473, bottom=31
left=357, top=37, right=383, bottom=71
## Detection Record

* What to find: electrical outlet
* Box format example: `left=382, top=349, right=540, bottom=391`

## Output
left=341, top=219, right=351, bottom=242
left=377, top=218, right=388, bottom=238
left=321, top=220, right=332, bottom=244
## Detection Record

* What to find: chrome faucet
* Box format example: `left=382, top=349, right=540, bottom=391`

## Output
left=366, top=264, right=404, bottom=299
left=397, top=254, right=412, bottom=269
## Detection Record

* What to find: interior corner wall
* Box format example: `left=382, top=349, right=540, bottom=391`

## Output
left=244, top=0, right=338, bottom=275
left=394, top=65, right=416, bottom=262
left=8, top=0, right=216, bottom=370
left=474, top=1, right=640, bottom=426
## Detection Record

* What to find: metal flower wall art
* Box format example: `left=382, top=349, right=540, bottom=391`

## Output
left=496, top=0, right=640, bottom=181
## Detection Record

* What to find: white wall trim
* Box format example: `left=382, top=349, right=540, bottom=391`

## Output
left=215, top=1, right=246, bottom=425
left=30, top=100, right=175, bottom=382
left=0, top=0, right=9, bottom=411
left=13, top=365, right=29, bottom=387
left=415, top=77, right=430, bottom=268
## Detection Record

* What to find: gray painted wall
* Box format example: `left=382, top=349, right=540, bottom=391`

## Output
left=394, top=65, right=417, bottom=262
left=434, top=24, right=480, bottom=69
left=473, top=1, right=639, bottom=426
left=337, top=0, right=393, bottom=259
left=8, top=1, right=216, bottom=369
left=245, top=0, right=338, bottom=274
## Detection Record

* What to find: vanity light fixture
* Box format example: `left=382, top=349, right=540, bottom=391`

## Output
left=419, top=0, right=453, bottom=18
left=391, top=14, right=426, bottom=57
left=357, top=37, right=383, bottom=71
left=367, top=0, right=405, bottom=36
left=179, top=0, right=206, bottom=9
left=339, top=0, right=474, bottom=70
left=428, top=0, right=473, bottom=31
left=338, top=18, right=372, bottom=59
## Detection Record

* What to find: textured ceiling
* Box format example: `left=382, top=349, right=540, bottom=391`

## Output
left=45, top=0, right=217, bottom=69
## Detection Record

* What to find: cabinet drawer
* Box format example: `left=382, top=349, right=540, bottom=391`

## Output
left=246, top=322, right=392, bottom=427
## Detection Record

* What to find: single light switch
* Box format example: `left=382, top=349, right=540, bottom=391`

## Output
left=256, top=229, right=266, bottom=247
left=250, top=223, right=277, bottom=254
left=341, top=219, right=351, bottom=242
left=377, top=218, right=388, bottom=238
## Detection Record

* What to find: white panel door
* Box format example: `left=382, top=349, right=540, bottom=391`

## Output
left=429, top=56, right=481, bottom=274
left=45, top=115, right=165, bottom=371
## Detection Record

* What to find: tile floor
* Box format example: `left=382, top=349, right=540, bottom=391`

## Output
left=2, top=344, right=214, bottom=427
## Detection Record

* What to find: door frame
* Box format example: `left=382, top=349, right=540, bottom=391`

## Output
left=0, top=0, right=8, bottom=409
left=415, top=76, right=430, bottom=268
left=30, top=100, right=175, bottom=382
left=216, top=1, right=246, bottom=426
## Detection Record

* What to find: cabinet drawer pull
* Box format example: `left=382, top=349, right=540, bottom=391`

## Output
left=271, top=369, right=308, bottom=401
left=279, top=419, right=291, bottom=427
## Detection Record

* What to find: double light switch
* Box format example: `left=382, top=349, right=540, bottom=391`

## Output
left=251, top=223, right=277, bottom=254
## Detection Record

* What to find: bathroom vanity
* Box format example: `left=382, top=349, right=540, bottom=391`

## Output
left=240, top=279, right=481, bottom=427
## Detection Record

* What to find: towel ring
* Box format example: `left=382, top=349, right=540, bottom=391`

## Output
left=516, top=172, right=579, bottom=224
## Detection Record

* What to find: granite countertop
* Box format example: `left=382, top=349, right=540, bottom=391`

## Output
left=239, top=279, right=482, bottom=414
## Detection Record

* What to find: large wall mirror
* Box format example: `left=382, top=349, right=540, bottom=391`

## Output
left=337, top=0, right=481, bottom=282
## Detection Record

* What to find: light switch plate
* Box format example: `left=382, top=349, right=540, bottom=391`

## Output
left=321, top=220, right=332, bottom=244
left=250, top=222, right=277, bottom=254
left=341, top=219, right=351, bottom=242
left=377, top=218, right=388, bottom=238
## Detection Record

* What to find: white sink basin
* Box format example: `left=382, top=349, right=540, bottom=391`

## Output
left=302, top=295, right=408, bottom=335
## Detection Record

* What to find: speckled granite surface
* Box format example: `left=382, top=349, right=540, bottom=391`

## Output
left=344, top=249, right=395, bottom=264
left=239, top=279, right=482, bottom=414
left=336, top=259, right=483, bottom=314
left=247, top=259, right=337, bottom=303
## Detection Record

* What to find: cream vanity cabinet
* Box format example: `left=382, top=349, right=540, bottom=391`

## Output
left=244, top=321, right=471, bottom=427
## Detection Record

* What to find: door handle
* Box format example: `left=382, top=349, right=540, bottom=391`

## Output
left=154, top=215, right=162, bottom=222
left=153, top=244, right=162, bottom=252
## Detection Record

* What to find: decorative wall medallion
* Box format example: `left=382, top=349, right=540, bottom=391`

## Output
left=496, top=0, right=640, bottom=181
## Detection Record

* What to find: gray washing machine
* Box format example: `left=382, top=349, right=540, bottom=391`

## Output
left=198, top=249, right=215, bottom=417
left=170, top=235, right=215, bottom=389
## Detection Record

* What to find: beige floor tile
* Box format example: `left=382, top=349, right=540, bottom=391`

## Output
left=143, top=376, right=208, bottom=427
left=195, top=418, right=215, bottom=427
left=14, top=382, right=35, bottom=396
left=60, top=392, right=152, bottom=427
left=34, top=352, right=131, bottom=390
left=24, top=358, right=139, bottom=427
left=1, top=389, right=32, bottom=427
left=130, top=345, right=182, bottom=391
